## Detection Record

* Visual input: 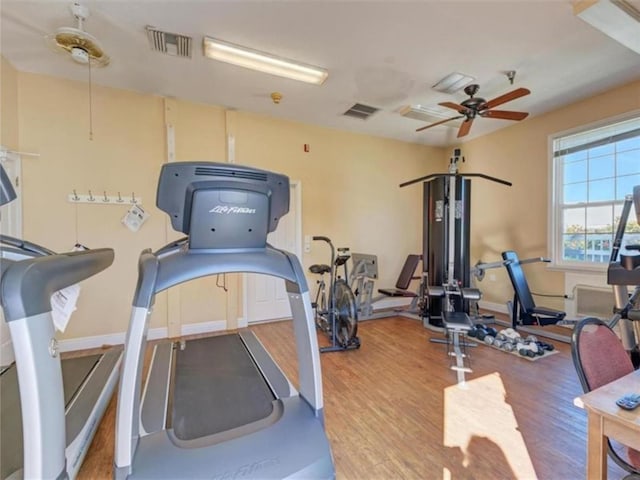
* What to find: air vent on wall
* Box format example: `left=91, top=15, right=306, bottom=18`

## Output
left=146, top=26, right=192, bottom=58
left=343, top=103, right=379, bottom=120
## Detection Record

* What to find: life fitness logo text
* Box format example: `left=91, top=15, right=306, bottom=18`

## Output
left=209, top=205, right=256, bottom=214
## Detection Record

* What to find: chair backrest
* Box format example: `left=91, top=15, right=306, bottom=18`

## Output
left=571, top=317, right=639, bottom=474
left=571, top=317, right=634, bottom=393
left=502, top=251, right=536, bottom=313
left=395, top=254, right=421, bottom=290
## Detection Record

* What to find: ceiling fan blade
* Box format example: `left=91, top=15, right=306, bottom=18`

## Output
left=457, top=118, right=473, bottom=137
left=484, top=88, right=531, bottom=109
left=416, top=115, right=464, bottom=132
left=481, top=110, right=529, bottom=121
left=439, top=102, right=467, bottom=113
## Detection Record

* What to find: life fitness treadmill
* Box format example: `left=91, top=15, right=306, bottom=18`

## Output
left=114, top=162, right=335, bottom=479
left=0, top=165, right=120, bottom=479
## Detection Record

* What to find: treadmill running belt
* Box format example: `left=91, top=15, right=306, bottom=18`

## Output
left=172, top=334, right=275, bottom=441
left=0, top=354, right=101, bottom=479
left=62, top=354, right=101, bottom=405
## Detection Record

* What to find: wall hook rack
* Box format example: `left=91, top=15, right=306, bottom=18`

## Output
left=67, top=190, right=142, bottom=205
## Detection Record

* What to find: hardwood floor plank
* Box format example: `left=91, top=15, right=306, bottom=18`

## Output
left=78, top=316, right=627, bottom=479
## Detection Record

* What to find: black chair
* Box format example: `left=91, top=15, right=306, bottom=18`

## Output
left=571, top=317, right=640, bottom=477
left=502, top=250, right=566, bottom=327
left=378, top=254, right=421, bottom=298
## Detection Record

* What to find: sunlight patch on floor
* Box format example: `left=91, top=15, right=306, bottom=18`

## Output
left=443, top=372, right=537, bottom=478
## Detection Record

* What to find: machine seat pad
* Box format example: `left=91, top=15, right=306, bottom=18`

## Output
left=309, top=264, right=331, bottom=275
left=378, top=288, right=417, bottom=298
left=443, top=311, right=473, bottom=329
left=530, top=306, right=566, bottom=320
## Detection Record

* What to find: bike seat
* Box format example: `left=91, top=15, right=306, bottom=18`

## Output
left=309, top=264, right=331, bottom=275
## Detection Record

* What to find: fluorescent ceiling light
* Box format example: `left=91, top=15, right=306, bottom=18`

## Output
left=574, top=0, right=640, bottom=55
left=432, top=72, right=475, bottom=94
left=203, top=36, right=328, bottom=85
left=399, top=104, right=462, bottom=127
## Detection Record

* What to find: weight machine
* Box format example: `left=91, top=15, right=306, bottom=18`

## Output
left=607, top=186, right=640, bottom=364
left=400, top=149, right=512, bottom=383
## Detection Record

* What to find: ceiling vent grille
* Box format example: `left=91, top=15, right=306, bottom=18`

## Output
left=146, top=26, right=192, bottom=58
left=343, top=103, right=379, bottom=120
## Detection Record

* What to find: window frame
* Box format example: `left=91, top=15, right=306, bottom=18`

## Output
left=548, top=109, right=640, bottom=273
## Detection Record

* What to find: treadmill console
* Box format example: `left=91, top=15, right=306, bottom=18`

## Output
left=156, top=162, right=290, bottom=249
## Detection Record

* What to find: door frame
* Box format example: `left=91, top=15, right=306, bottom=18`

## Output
left=0, top=152, right=22, bottom=366
left=240, top=180, right=302, bottom=327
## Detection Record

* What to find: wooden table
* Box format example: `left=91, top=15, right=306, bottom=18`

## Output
left=574, top=370, right=640, bottom=479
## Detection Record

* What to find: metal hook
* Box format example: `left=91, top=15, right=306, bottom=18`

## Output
left=116, top=191, right=124, bottom=203
left=72, top=189, right=79, bottom=201
left=131, top=192, right=137, bottom=204
left=103, top=190, right=109, bottom=202
left=88, top=190, right=95, bottom=202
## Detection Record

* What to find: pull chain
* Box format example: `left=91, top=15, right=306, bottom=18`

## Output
left=88, top=58, right=93, bottom=141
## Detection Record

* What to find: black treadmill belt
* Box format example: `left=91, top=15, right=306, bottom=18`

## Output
left=172, top=334, right=275, bottom=441
left=0, top=354, right=101, bottom=479
left=1, top=365, right=22, bottom=479
left=62, top=354, right=101, bottom=405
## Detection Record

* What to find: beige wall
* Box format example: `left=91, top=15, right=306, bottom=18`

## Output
left=8, top=65, right=442, bottom=342
left=461, top=79, right=640, bottom=309
left=233, top=111, right=443, bottom=280
left=1, top=56, right=19, bottom=150
left=11, top=59, right=633, bottom=341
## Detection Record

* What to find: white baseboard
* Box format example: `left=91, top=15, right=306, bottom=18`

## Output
left=58, top=319, right=227, bottom=353
left=373, top=297, right=412, bottom=310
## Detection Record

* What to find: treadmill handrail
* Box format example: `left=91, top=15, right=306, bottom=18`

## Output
left=132, top=246, right=307, bottom=308
left=0, top=234, right=56, bottom=256
left=1, top=248, right=114, bottom=321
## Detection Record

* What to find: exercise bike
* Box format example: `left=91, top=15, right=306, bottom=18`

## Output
left=309, top=236, right=360, bottom=352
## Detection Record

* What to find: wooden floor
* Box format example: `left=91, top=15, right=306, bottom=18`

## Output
left=79, top=316, right=628, bottom=479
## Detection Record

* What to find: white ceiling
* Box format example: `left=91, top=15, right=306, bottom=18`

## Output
left=2, top=1, right=640, bottom=147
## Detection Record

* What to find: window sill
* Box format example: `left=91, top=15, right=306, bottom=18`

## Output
left=546, top=262, right=608, bottom=275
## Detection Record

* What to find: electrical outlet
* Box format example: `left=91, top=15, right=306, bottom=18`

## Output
left=489, top=273, right=496, bottom=282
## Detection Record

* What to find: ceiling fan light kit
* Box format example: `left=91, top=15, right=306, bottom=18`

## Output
left=203, top=36, right=328, bottom=85
left=48, top=2, right=110, bottom=67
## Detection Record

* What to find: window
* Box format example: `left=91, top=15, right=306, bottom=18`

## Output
left=551, top=114, right=640, bottom=270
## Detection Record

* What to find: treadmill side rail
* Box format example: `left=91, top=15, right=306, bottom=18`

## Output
left=115, top=306, right=151, bottom=475
left=8, top=313, right=67, bottom=480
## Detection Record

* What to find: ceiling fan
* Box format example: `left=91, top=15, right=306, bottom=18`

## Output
left=417, top=84, right=531, bottom=138
left=46, top=2, right=110, bottom=67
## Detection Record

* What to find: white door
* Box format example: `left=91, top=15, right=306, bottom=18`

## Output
left=0, top=154, right=22, bottom=367
left=245, top=182, right=301, bottom=324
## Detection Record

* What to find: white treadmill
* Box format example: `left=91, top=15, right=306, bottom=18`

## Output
left=115, top=162, right=334, bottom=478
left=0, top=165, right=122, bottom=479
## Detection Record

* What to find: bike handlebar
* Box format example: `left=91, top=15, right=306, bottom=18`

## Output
left=312, top=236, right=331, bottom=243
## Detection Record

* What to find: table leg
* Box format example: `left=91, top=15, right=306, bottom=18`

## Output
left=586, top=412, right=607, bottom=480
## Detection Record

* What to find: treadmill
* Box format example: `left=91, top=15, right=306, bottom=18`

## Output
left=0, top=165, right=122, bottom=479
left=115, top=162, right=335, bottom=479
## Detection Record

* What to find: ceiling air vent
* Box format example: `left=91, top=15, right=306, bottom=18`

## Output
left=146, top=26, right=192, bottom=58
left=343, top=103, right=379, bottom=120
